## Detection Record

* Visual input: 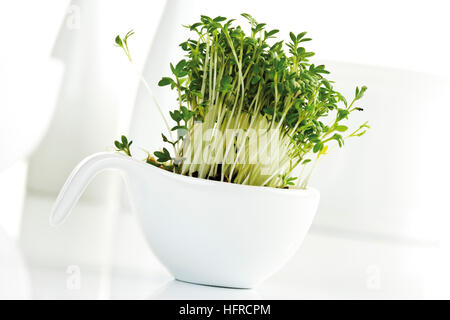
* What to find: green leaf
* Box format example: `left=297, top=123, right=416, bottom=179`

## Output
left=355, top=85, right=368, bottom=101
left=154, top=148, right=171, bottom=163
left=175, top=60, right=187, bottom=74
left=313, top=64, right=330, bottom=74
left=114, top=135, right=132, bottom=156
left=213, top=16, right=227, bottom=22
left=331, top=133, right=344, bottom=147
left=219, top=75, right=233, bottom=92
left=313, top=142, right=323, bottom=153
left=192, top=91, right=203, bottom=98
left=297, top=32, right=307, bottom=40
left=306, top=104, right=314, bottom=112
left=158, top=77, right=173, bottom=87
left=170, top=110, right=183, bottom=122
left=265, top=29, right=279, bottom=38
left=335, top=125, right=348, bottom=132
left=115, top=35, right=122, bottom=47
left=241, top=13, right=255, bottom=25
left=255, top=23, right=266, bottom=32
left=180, top=106, right=194, bottom=121
left=251, top=76, right=260, bottom=85
left=356, top=85, right=367, bottom=100
left=124, top=30, right=134, bottom=41
left=171, top=125, right=188, bottom=132
left=289, top=32, right=297, bottom=43
left=337, top=109, right=350, bottom=121
left=189, top=22, right=202, bottom=30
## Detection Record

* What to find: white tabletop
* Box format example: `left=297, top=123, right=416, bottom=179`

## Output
left=2, top=193, right=447, bottom=300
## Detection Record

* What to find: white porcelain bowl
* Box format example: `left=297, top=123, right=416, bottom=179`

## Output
left=51, top=152, right=320, bottom=288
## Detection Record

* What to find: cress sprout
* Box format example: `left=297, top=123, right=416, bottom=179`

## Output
left=114, top=14, right=369, bottom=189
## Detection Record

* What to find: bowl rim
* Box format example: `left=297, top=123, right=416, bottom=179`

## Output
left=118, top=152, right=320, bottom=198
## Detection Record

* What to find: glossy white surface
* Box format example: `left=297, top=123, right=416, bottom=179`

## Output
left=0, top=228, right=30, bottom=299
left=0, top=161, right=27, bottom=238
left=10, top=193, right=449, bottom=299
left=51, top=152, right=320, bottom=288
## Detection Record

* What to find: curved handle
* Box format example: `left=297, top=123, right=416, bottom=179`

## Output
left=50, top=152, right=132, bottom=226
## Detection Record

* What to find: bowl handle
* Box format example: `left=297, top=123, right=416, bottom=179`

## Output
left=50, top=152, right=131, bottom=226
